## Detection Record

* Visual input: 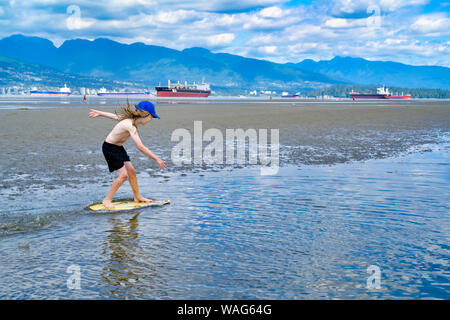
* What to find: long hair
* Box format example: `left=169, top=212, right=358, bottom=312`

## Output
left=115, top=101, right=150, bottom=126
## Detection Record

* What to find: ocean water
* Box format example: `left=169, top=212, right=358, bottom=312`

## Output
left=0, top=142, right=448, bottom=299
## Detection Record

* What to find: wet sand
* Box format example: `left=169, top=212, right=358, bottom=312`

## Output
left=0, top=99, right=449, bottom=190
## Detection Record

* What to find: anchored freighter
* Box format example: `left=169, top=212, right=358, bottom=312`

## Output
left=349, top=86, right=411, bottom=99
left=30, top=84, right=71, bottom=96
left=155, top=80, right=210, bottom=97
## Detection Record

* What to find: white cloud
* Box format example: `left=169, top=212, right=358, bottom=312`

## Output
left=215, top=14, right=241, bottom=26
left=324, top=18, right=367, bottom=28
left=282, top=42, right=332, bottom=62
left=411, top=13, right=450, bottom=36
left=329, top=0, right=429, bottom=16
left=66, top=5, right=95, bottom=30
left=108, top=0, right=156, bottom=6
left=259, top=45, right=277, bottom=54
left=259, top=6, right=283, bottom=18
left=0, top=0, right=448, bottom=67
left=207, top=33, right=235, bottom=46
left=138, top=0, right=284, bottom=12
left=243, top=14, right=302, bottom=30
left=247, top=33, right=277, bottom=45
left=155, top=10, right=194, bottom=24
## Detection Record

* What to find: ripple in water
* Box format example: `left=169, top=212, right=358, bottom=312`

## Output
left=0, top=144, right=449, bottom=299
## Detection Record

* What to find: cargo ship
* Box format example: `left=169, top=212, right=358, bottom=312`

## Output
left=155, top=80, right=210, bottom=97
left=30, top=84, right=71, bottom=96
left=349, top=86, right=411, bottom=100
left=97, top=87, right=151, bottom=97
left=281, top=92, right=300, bottom=98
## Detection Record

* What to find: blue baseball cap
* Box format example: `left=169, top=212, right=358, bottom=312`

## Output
left=136, top=101, right=160, bottom=119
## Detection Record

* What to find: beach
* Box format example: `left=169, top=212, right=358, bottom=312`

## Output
left=1, top=98, right=449, bottom=190
left=0, top=98, right=449, bottom=299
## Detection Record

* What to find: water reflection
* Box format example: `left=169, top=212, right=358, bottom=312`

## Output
left=100, top=211, right=149, bottom=299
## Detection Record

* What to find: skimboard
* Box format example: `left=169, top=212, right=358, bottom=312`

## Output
left=86, top=198, right=170, bottom=213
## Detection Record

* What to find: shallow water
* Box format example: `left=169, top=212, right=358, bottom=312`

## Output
left=0, top=144, right=449, bottom=299
left=0, top=98, right=449, bottom=299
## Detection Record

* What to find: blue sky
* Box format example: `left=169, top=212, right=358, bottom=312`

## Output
left=0, top=0, right=449, bottom=66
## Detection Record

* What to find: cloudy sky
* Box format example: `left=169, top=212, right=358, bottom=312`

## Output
left=0, top=0, right=449, bottom=66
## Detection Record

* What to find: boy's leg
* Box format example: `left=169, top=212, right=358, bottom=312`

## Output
left=124, top=161, right=152, bottom=203
left=103, top=166, right=128, bottom=208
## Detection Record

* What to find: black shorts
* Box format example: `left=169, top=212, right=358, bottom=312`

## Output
left=102, top=141, right=130, bottom=172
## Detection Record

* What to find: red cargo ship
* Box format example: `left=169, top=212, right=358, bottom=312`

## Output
left=349, top=86, right=411, bottom=100
left=155, top=80, right=210, bottom=97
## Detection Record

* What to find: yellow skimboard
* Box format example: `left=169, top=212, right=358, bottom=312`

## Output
left=86, top=199, right=170, bottom=212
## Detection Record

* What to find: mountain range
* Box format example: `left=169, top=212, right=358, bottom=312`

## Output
left=289, top=57, right=450, bottom=89
left=0, top=34, right=449, bottom=91
left=0, top=54, right=123, bottom=89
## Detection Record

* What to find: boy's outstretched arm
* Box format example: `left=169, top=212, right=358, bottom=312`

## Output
left=89, top=109, right=122, bottom=121
left=129, top=126, right=167, bottom=169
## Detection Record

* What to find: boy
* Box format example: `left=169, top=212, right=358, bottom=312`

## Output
left=89, top=101, right=167, bottom=209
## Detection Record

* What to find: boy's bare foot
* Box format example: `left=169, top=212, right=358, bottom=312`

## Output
left=134, top=196, right=153, bottom=203
left=102, top=199, right=116, bottom=209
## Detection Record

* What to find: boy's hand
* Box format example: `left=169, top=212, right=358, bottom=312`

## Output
left=157, top=158, right=167, bottom=170
left=89, top=109, right=100, bottom=118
